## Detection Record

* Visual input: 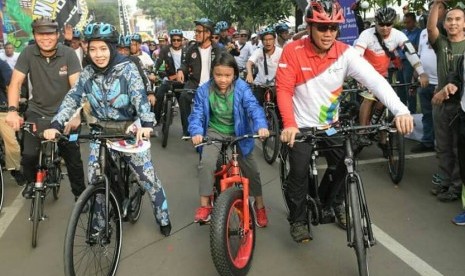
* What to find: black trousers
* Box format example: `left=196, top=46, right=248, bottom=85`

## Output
left=153, top=82, right=183, bottom=123
left=458, top=110, right=465, bottom=184
left=285, top=136, right=346, bottom=224
left=21, top=111, right=86, bottom=197
left=179, top=90, right=195, bottom=136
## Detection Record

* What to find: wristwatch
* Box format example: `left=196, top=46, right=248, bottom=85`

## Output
left=7, top=106, right=18, bottom=112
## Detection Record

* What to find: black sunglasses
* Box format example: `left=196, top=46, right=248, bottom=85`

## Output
left=378, top=22, right=393, bottom=27
left=212, top=36, right=219, bottom=39
left=314, top=24, right=339, bottom=32
left=171, top=39, right=182, bottom=42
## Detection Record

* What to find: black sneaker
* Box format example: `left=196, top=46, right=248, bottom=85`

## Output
left=320, top=206, right=335, bottom=224
left=333, top=204, right=347, bottom=230
left=22, top=183, right=34, bottom=199
left=430, top=185, right=448, bottom=196
left=410, top=143, right=435, bottom=153
left=160, top=222, right=172, bottom=237
left=290, top=221, right=311, bottom=243
left=437, top=190, right=461, bottom=202
left=11, top=170, right=26, bottom=186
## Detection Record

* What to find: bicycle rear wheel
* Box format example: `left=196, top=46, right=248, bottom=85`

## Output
left=262, top=108, right=280, bottom=164
left=31, top=190, right=42, bottom=248
left=386, top=131, right=405, bottom=184
left=161, top=98, right=173, bottom=148
left=50, top=165, right=62, bottom=200
left=127, top=172, right=143, bottom=223
left=64, top=183, right=122, bottom=276
left=347, top=177, right=369, bottom=276
left=210, top=187, right=255, bottom=276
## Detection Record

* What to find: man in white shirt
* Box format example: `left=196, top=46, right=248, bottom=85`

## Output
left=0, top=43, right=19, bottom=69
left=234, top=30, right=254, bottom=72
left=130, top=33, right=155, bottom=70
left=246, top=27, right=283, bottom=105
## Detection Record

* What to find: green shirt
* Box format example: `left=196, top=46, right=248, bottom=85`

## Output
left=209, top=86, right=234, bottom=135
left=432, top=35, right=465, bottom=91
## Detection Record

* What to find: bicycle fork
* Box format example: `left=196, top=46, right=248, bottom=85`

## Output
left=30, top=169, right=47, bottom=222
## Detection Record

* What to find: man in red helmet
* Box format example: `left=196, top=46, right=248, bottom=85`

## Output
left=276, top=0, right=413, bottom=243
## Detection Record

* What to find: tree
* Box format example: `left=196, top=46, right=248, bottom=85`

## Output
left=193, top=0, right=294, bottom=29
left=87, top=0, right=120, bottom=29
left=137, top=0, right=203, bottom=31
left=356, top=0, right=462, bottom=12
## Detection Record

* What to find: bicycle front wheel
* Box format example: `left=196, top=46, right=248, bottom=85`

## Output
left=348, top=178, right=369, bottom=276
left=386, top=131, right=405, bottom=184
left=31, top=190, right=42, bottom=248
left=210, top=187, right=255, bottom=276
left=279, top=146, right=291, bottom=213
left=262, top=108, right=280, bottom=164
left=50, top=165, right=62, bottom=200
left=64, top=183, right=122, bottom=276
left=161, top=98, right=173, bottom=148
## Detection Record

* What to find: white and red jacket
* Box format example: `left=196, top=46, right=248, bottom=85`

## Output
left=276, top=38, right=409, bottom=129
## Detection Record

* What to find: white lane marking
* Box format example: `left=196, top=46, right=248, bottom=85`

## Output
left=372, top=224, right=443, bottom=276
left=0, top=191, right=26, bottom=239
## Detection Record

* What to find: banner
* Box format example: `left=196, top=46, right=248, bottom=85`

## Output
left=1, top=0, right=88, bottom=52
left=338, top=0, right=359, bottom=46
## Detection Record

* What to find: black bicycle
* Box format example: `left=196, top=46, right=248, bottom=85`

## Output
left=21, top=122, right=63, bottom=248
left=63, top=124, right=145, bottom=276
left=257, top=84, right=280, bottom=164
left=159, top=81, right=184, bottom=148
left=279, top=117, right=392, bottom=276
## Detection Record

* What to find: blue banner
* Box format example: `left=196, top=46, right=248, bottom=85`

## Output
left=338, top=0, right=359, bottom=46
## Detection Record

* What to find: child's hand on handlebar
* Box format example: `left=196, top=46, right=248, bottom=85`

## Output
left=136, top=127, right=153, bottom=142
left=258, top=128, right=269, bottom=141
left=191, top=135, right=203, bottom=146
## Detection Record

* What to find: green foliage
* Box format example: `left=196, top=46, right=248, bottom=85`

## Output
left=193, top=0, right=294, bottom=29
left=87, top=0, right=120, bottom=30
left=137, top=0, right=203, bottom=31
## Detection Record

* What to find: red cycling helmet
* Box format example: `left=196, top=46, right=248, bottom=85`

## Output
left=305, top=0, right=345, bottom=24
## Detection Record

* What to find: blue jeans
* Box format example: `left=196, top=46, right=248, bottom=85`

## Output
left=418, top=84, right=435, bottom=146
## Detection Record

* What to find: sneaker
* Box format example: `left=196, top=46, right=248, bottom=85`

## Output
left=432, top=173, right=443, bottom=186
left=437, top=190, right=461, bottom=202
left=252, top=202, right=268, bottom=227
left=410, top=143, right=435, bottom=153
left=377, top=142, right=389, bottom=159
left=452, top=211, right=465, bottom=226
left=194, top=206, right=212, bottom=223
left=430, top=184, right=448, bottom=196
left=160, top=222, right=172, bottom=236
left=22, top=182, right=34, bottom=199
left=333, top=204, right=347, bottom=230
left=320, top=206, right=335, bottom=224
left=11, top=170, right=26, bottom=186
left=290, top=221, right=311, bottom=243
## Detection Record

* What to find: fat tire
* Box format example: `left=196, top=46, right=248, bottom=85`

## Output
left=349, top=179, right=369, bottom=276
left=64, top=183, right=122, bottom=276
left=210, top=187, right=255, bottom=276
left=161, top=99, right=173, bottom=148
left=127, top=172, right=143, bottom=223
left=262, top=108, right=280, bottom=164
left=387, top=131, right=405, bottom=184
left=51, top=165, right=62, bottom=200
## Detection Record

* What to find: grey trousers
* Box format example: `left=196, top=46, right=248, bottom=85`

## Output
left=432, top=100, right=462, bottom=191
left=197, top=129, right=263, bottom=197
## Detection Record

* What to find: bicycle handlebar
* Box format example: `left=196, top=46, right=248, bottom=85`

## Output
left=182, top=134, right=262, bottom=148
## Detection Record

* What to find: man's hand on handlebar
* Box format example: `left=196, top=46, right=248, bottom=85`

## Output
left=43, top=128, right=61, bottom=140
left=280, top=127, right=300, bottom=148
left=394, top=114, right=414, bottom=135
left=5, top=111, right=24, bottom=131
left=176, top=70, right=184, bottom=83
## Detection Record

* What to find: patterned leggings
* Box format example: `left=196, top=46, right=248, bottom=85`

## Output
left=88, top=141, right=170, bottom=227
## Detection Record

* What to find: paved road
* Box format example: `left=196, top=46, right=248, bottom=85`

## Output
left=0, top=120, right=464, bottom=276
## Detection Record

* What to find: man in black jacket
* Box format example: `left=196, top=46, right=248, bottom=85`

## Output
left=176, top=18, right=224, bottom=136
left=153, top=29, right=186, bottom=123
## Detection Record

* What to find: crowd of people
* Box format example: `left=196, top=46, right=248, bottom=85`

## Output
left=0, top=0, right=464, bottom=246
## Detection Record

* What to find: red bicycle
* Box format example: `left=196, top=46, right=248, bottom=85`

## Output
left=189, top=134, right=260, bottom=275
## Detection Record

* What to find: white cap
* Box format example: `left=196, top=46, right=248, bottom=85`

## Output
left=251, top=33, right=257, bottom=39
